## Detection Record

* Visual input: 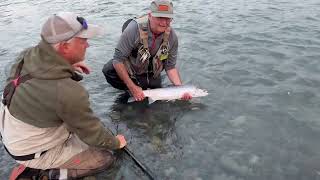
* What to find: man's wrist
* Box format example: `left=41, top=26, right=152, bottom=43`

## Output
left=126, top=82, right=136, bottom=90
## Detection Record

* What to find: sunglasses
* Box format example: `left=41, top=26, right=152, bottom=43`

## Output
left=77, top=16, right=88, bottom=29
left=59, top=16, right=88, bottom=43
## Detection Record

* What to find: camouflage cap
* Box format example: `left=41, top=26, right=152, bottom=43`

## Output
left=150, top=0, right=173, bottom=18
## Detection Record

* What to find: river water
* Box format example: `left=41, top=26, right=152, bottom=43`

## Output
left=1, top=0, right=320, bottom=179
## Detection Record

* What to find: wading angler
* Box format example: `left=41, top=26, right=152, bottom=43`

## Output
left=0, top=12, right=127, bottom=180
left=102, top=0, right=192, bottom=102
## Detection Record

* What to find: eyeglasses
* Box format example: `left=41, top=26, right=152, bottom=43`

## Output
left=155, top=17, right=173, bottom=23
left=77, top=16, right=88, bottom=29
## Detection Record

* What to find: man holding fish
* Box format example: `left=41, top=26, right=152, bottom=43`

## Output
left=102, top=0, right=192, bottom=102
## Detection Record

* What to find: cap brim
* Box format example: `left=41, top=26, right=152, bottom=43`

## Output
left=151, top=12, right=173, bottom=18
left=76, top=24, right=104, bottom=39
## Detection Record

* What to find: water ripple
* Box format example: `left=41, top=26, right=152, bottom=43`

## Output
left=1, top=0, right=320, bottom=179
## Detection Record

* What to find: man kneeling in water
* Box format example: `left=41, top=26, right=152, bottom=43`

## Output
left=102, top=0, right=192, bottom=102
left=0, top=12, right=126, bottom=180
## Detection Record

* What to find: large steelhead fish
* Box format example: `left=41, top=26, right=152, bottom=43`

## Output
left=129, top=85, right=208, bottom=104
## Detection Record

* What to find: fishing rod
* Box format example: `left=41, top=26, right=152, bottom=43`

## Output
left=123, top=146, right=156, bottom=180
left=110, top=131, right=156, bottom=180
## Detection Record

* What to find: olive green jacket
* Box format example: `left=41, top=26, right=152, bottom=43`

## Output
left=6, top=40, right=120, bottom=150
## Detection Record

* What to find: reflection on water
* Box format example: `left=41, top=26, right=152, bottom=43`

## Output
left=107, top=93, right=207, bottom=178
left=1, top=0, right=320, bottom=179
left=110, top=93, right=207, bottom=150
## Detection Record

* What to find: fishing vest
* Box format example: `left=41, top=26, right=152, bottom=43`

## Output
left=123, top=15, right=171, bottom=78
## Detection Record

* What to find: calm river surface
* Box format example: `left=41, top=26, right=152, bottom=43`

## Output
left=1, top=0, right=320, bottom=179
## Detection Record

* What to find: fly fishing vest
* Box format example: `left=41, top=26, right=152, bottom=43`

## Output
left=122, top=15, right=171, bottom=78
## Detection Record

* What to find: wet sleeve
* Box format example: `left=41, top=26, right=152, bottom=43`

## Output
left=113, top=21, right=139, bottom=64
left=164, top=30, right=178, bottom=71
left=56, top=80, right=120, bottom=150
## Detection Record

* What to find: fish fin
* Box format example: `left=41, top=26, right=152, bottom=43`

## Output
left=148, top=98, right=156, bottom=104
left=127, top=97, right=135, bottom=103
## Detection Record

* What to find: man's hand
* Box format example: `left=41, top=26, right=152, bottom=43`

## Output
left=116, top=134, right=127, bottom=149
left=181, top=92, right=192, bottom=100
left=72, top=61, right=91, bottom=74
left=166, top=68, right=192, bottom=100
left=113, top=63, right=145, bottom=101
left=129, top=84, right=145, bottom=101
